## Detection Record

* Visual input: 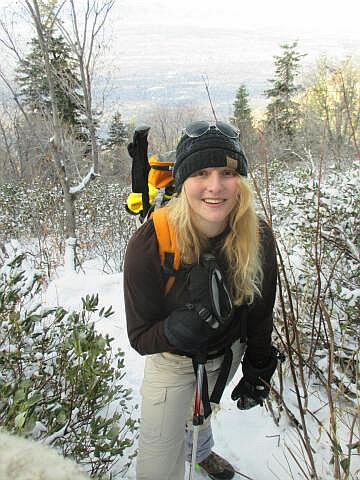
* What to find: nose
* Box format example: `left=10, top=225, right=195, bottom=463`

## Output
left=206, top=171, right=223, bottom=192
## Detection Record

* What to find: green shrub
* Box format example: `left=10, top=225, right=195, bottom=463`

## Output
left=0, top=254, right=138, bottom=478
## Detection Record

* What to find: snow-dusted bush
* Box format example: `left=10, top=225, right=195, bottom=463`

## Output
left=0, top=254, right=138, bottom=478
left=0, top=180, right=135, bottom=275
left=0, top=181, right=64, bottom=241
left=272, top=163, right=359, bottom=380
left=266, top=162, right=359, bottom=478
left=74, top=182, right=136, bottom=272
left=0, top=430, right=90, bottom=480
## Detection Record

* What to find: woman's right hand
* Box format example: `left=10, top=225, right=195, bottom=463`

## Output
left=164, top=260, right=229, bottom=356
left=163, top=304, right=217, bottom=355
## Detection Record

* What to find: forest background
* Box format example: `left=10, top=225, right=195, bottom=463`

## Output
left=0, top=1, right=359, bottom=479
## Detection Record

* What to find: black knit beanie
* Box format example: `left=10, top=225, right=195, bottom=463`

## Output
left=174, top=127, right=248, bottom=190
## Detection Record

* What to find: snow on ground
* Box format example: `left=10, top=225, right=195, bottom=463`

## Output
left=44, top=260, right=335, bottom=480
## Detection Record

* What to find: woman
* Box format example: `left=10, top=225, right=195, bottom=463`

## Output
left=124, top=121, right=278, bottom=480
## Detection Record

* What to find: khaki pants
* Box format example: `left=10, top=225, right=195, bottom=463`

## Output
left=136, top=342, right=246, bottom=480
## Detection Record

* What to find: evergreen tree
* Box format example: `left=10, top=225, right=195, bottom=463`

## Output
left=265, top=41, right=306, bottom=138
left=16, top=26, right=84, bottom=131
left=231, top=84, right=253, bottom=133
left=106, top=112, right=128, bottom=149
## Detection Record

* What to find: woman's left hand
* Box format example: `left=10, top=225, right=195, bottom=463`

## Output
left=231, top=347, right=279, bottom=410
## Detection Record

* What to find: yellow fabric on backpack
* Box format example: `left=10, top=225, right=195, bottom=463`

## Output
left=126, top=183, right=160, bottom=214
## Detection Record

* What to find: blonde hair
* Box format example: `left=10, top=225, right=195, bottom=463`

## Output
left=167, top=176, right=263, bottom=305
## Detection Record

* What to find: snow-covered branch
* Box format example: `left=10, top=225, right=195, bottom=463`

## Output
left=69, top=166, right=99, bottom=195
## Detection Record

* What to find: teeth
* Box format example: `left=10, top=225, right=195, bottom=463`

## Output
left=203, top=199, right=224, bottom=204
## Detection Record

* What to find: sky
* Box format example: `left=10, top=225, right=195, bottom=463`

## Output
left=1, top=0, right=359, bottom=50
left=114, top=0, right=360, bottom=34
left=3, top=0, right=358, bottom=36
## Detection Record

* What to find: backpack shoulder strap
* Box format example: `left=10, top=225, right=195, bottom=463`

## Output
left=152, top=207, right=181, bottom=295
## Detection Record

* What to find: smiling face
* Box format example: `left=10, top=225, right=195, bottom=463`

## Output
left=183, top=166, right=240, bottom=237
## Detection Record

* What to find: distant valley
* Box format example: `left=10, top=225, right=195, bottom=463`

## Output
left=99, top=24, right=359, bottom=122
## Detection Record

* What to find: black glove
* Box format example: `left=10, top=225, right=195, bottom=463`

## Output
left=164, top=304, right=216, bottom=355
left=231, top=347, right=278, bottom=410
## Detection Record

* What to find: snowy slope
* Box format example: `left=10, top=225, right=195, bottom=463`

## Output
left=44, top=262, right=338, bottom=480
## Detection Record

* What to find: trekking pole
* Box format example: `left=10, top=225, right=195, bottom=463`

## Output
left=189, top=355, right=206, bottom=480
left=127, top=125, right=151, bottom=221
left=187, top=255, right=233, bottom=479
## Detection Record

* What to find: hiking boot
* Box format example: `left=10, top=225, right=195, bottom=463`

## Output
left=198, top=451, right=235, bottom=480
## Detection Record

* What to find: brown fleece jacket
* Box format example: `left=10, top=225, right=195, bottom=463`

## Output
left=123, top=217, right=277, bottom=367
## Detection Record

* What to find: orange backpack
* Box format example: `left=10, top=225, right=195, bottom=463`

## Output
left=126, top=152, right=177, bottom=217
left=126, top=127, right=180, bottom=293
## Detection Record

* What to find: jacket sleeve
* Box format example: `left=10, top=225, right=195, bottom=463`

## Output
left=123, top=219, right=177, bottom=355
left=245, top=220, right=277, bottom=367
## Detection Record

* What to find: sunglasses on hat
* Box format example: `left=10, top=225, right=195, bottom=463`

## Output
left=183, top=120, right=239, bottom=140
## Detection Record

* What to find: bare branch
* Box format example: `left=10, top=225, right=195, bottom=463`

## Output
left=202, top=74, right=218, bottom=121
left=0, top=18, right=23, bottom=62
left=0, top=68, right=47, bottom=156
